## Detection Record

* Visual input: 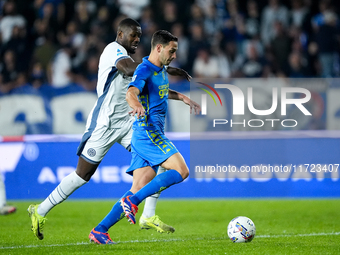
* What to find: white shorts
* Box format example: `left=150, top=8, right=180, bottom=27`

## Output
left=76, top=118, right=133, bottom=164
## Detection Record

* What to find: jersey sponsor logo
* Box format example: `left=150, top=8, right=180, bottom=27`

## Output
left=87, top=148, right=96, bottom=157
left=158, top=84, right=169, bottom=99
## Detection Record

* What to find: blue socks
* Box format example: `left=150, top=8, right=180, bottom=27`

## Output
left=129, top=170, right=184, bottom=205
left=95, top=190, right=133, bottom=233
left=94, top=170, right=184, bottom=233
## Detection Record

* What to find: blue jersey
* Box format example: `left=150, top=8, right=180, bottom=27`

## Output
left=129, top=56, right=169, bottom=132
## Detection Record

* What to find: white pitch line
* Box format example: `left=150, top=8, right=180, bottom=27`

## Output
left=1, top=232, right=339, bottom=250
left=256, top=232, right=340, bottom=238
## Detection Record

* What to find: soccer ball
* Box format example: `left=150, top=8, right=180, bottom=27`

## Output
left=227, top=216, right=256, bottom=243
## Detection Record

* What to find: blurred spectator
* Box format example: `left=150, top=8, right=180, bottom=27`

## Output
left=111, top=14, right=127, bottom=36
left=33, top=31, right=57, bottom=74
left=58, top=20, right=85, bottom=51
left=0, top=49, right=26, bottom=93
left=193, top=48, right=219, bottom=78
left=33, top=0, right=65, bottom=27
left=263, top=46, right=281, bottom=76
left=83, top=21, right=108, bottom=59
left=261, top=0, right=289, bottom=46
left=0, top=0, right=26, bottom=44
left=92, top=6, right=114, bottom=44
left=2, top=26, right=32, bottom=72
left=287, top=51, right=311, bottom=77
left=140, top=21, right=158, bottom=54
left=313, top=11, right=339, bottom=77
left=30, top=61, right=47, bottom=89
left=311, top=0, right=332, bottom=31
left=139, top=6, right=154, bottom=32
left=75, top=0, right=97, bottom=15
left=236, top=42, right=270, bottom=78
left=171, top=23, right=189, bottom=69
left=214, top=0, right=227, bottom=23
left=223, top=40, right=244, bottom=76
left=290, top=0, right=308, bottom=28
left=138, top=6, right=155, bottom=51
left=270, top=21, right=292, bottom=72
left=33, top=15, right=50, bottom=44
left=289, top=25, right=307, bottom=47
left=49, top=43, right=75, bottom=88
left=74, top=0, right=97, bottom=17
left=187, top=22, right=210, bottom=73
left=300, top=0, right=314, bottom=39
left=203, top=4, right=221, bottom=39
left=73, top=0, right=95, bottom=35
left=95, top=5, right=111, bottom=28
left=211, top=41, right=232, bottom=78
left=196, top=0, right=214, bottom=15
left=221, top=0, right=246, bottom=50
left=245, top=0, right=261, bottom=39
left=35, top=2, right=60, bottom=36
left=159, top=1, right=178, bottom=32
left=58, top=20, right=86, bottom=68
left=289, top=34, right=315, bottom=75
left=117, top=0, right=149, bottom=20
left=73, top=54, right=98, bottom=91
left=190, top=3, right=204, bottom=25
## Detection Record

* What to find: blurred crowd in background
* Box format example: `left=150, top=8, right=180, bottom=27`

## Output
left=0, top=0, right=340, bottom=94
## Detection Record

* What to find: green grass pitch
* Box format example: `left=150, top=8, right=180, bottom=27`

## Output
left=0, top=199, right=340, bottom=254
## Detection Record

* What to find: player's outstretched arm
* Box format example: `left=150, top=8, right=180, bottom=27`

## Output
left=126, top=86, right=145, bottom=118
left=166, top=67, right=192, bottom=81
left=168, top=89, right=201, bottom=114
left=116, top=58, right=140, bottom=76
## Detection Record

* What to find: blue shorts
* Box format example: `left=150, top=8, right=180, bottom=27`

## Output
left=126, top=129, right=178, bottom=176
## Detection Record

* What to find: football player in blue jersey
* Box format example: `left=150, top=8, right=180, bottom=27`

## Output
left=89, top=30, right=200, bottom=244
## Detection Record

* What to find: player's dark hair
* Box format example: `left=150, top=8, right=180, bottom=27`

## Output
left=117, top=18, right=140, bottom=32
left=151, top=30, right=178, bottom=49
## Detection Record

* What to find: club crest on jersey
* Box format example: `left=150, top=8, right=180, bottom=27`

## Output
left=87, top=148, right=96, bottom=157
left=153, top=71, right=165, bottom=80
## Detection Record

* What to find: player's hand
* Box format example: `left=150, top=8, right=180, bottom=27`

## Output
left=189, top=100, right=201, bottom=115
left=182, top=96, right=201, bottom=115
left=129, top=106, right=145, bottom=118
